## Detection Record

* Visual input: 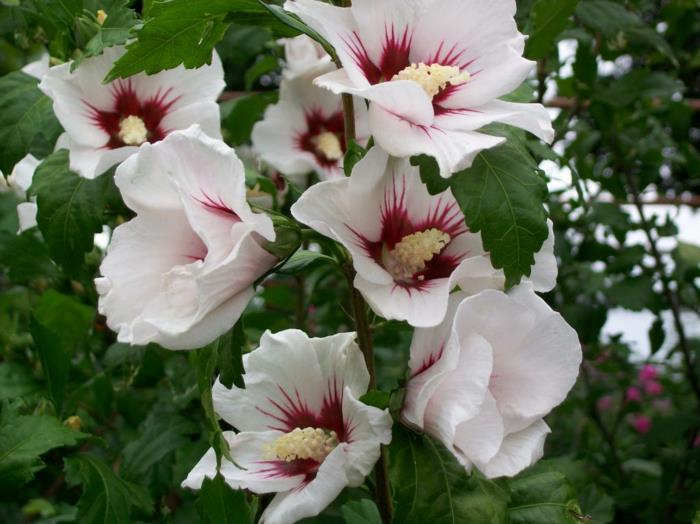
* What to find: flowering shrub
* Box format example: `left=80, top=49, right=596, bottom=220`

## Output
left=0, top=1, right=699, bottom=524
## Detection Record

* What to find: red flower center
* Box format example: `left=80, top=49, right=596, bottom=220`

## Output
left=87, top=80, right=179, bottom=149
left=296, top=108, right=346, bottom=168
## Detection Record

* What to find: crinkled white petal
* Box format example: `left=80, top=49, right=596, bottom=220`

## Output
left=478, top=419, right=550, bottom=478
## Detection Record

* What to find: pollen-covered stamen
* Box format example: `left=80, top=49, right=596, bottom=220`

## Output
left=383, top=228, right=451, bottom=281
left=392, top=63, right=470, bottom=98
left=265, top=427, right=339, bottom=463
left=312, top=131, right=343, bottom=161
left=118, top=115, right=148, bottom=146
left=96, top=9, right=108, bottom=25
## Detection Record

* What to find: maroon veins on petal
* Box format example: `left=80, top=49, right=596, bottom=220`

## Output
left=86, top=79, right=180, bottom=149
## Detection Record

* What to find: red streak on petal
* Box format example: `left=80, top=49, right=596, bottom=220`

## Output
left=256, top=379, right=351, bottom=441
left=411, top=343, right=445, bottom=378
left=343, top=24, right=412, bottom=84
left=193, top=192, right=240, bottom=220
left=378, top=23, right=413, bottom=80
left=413, top=197, right=467, bottom=238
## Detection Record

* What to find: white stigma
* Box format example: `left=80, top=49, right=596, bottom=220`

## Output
left=383, top=228, right=451, bottom=281
left=265, top=427, right=339, bottom=463
left=118, top=115, right=148, bottom=146
left=393, top=63, right=471, bottom=98
left=313, top=131, right=343, bottom=161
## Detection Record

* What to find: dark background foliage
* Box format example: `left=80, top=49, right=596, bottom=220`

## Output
left=0, top=0, right=698, bottom=523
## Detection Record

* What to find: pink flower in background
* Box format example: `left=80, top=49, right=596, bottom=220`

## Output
left=596, top=395, right=613, bottom=412
left=183, top=329, right=392, bottom=524
left=631, top=414, right=652, bottom=434
left=284, top=0, right=553, bottom=177
left=625, top=387, right=642, bottom=403
left=693, top=435, right=700, bottom=448
left=638, top=364, right=658, bottom=382
left=644, top=380, right=663, bottom=396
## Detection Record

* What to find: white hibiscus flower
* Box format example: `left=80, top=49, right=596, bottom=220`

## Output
left=183, top=329, right=392, bottom=524
left=96, top=126, right=277, bottom=350
left=291, top=146, right=556, bottom=328
left=402, top=284, right=582, bottom=478
left=284, top=0, right=553, bottom=177
left=39, top=46, right=225, bottom=179
left=252, top=56, right=368, bottom=182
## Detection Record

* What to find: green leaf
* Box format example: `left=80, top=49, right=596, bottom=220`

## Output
left=262, top=209, right=302, bottom=260
left=0, top=414, right=87, bottom=489
left=507, top=466, right=584, bottom=524
left=608, top=276, right=658, bottom=312
left=258, top=2, right=336, bottom=58
left=389, top=426, right=508, bottom=524
left=217, top=322, right=247, bottom=389
left=222, top=91, right=279, bottom=146
left=64, top=454, right=153, bottom=524
left=344, top=140, right=367, bottom=177
left=0, top=231, right=60, bottom=283
left=575, top=1, right=676, bottom=64
left=121, top=409, right=199, bottom=482
left=196, top=475, right=255, bottom=524
left=31, top=290, right=94, bottom=411
left=106, top=0, right=257, bottom=80
left=30, top=150, right=110, bottom=273
left=525, top=0, right=579, bottom=59
left=359, top=390, right=390, bottom=410
left=340, top=499, right=382, bottom=524
left=648, top=318, right=665, bottom=355
left=74, top=1, right=139, bottom=68
left=0, top=362, right=39, bottom=401
left=411, top=154, right=450, bottom=195
left=0, top=71, right=62, bottom=174
left=197, top=344, right=232, bottom=465
left=449, top=142, right=549, bottom=288
left=278, top=250, right=336, bottom=275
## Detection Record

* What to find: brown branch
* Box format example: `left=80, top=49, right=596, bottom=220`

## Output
left=547, top=96, right=700, bottom=110
left=219, top=91, right=700, bottom=111
left=624, top=172, right=700, bottom=404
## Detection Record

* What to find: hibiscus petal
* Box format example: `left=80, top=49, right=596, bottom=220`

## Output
left=453, top=390, right=504, bottom=468
left=182, top=430, right=304, bottom=493
left=489, top=285, right=582, bottom=422
left=479, top=419, right=550, bottom=478
left=260, top=446, right=350, bottom=524
left=97, top=212, right=205, bottom=344
left=284, top=0, right=369, bottom=87
left=213, top=330, right=343, bottom=433
left=439, top=99, right=554, bottom=143
left=291, top=146, right=390, bottom=283
left=368, top=102, right=504, bottom=177
left=422, top=332, right=493, bottom=450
